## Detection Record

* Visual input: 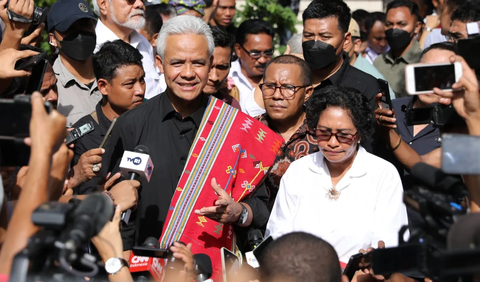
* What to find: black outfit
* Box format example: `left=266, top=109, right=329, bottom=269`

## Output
left=393, top=96, right=441, bottom=189
left=100, top=92, right=270, bottom=250
left=313, top=54, right=379, bottom=111
left=71, top=102, right=113, bottom=194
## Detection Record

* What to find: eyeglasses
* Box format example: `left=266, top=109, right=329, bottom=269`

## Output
left=240, top=45, right=274, bottom=59
left=314, top=129, right=358, bottom=144
left=259, top=83, right=309, bottom=100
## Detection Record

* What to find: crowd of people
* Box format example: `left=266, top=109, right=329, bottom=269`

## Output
left=0, top=0, right=480, bottom=280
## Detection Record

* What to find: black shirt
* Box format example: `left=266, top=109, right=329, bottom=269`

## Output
left=313, top=53, right=379, bottom=111
left=393, top=96, right=441, bottom=189
left=71, top=102, right=112, bottom=194
left=101, top=92, right=270, bottom=249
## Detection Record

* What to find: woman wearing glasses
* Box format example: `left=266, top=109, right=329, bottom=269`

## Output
left=266, top=85, right=408, bottom=264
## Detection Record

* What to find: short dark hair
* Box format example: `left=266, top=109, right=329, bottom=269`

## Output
left=210, top=25, right=233, bottom=51
left=421, top=42, right=456, bottom=59
left=235, top=19, right=274, bottom=46
left=144, top=5, right=164, bottom=36
left=93, top=40, right=144, bottom=82
left=263, top=55, right=312, bottom=86
left=204, top=0, right=213, bottom=8
left=451, top=0, right=480, bottom=23
left=386, top=0, right=422, bottom=23
left=306, top=85, right=373, bottom=139
left=157, top=3, right=177, bottom=17
left=258, top=232, right=342, bottom=282
left=302, top=0, right=351, bottom=34
left=352, top=9, right=369, bottom=29
left=364, top=12, right=386, bottom=35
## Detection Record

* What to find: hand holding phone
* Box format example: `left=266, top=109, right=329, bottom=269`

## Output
left=406, top=62, right=462, bottom=95
left=377, top=79, right=392, bottom=110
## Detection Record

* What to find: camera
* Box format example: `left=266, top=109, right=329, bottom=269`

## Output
left=5, top=1, right=49, bottom=36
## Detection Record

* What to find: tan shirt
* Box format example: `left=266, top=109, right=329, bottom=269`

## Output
left=373, top=40, right=423, bottom=98
left=53, top=58, right=102, bottom=127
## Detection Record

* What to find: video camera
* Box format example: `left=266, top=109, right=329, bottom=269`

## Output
left=10, top=193, right=114, bottom=282
left=369, top=163, right=480, bottom=281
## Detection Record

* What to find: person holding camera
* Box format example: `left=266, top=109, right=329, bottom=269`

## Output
left=266, top=85, right=408, bottom=264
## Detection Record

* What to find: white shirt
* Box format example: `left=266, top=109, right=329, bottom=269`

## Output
left=228, top=60, right=266, bottom=117
left=266, top=147, right=408, bottom=264
left=364, top=46, right=389, bottom=64
left=424, top=28, right=448, bottom=49
left=94, top=20, right=162, bottom=99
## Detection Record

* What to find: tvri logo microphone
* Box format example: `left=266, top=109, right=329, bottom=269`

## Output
left=127, top=157, right=142, bottom=165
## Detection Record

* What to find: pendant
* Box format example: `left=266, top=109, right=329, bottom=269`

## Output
left=326, top=188, right=341, bottom=201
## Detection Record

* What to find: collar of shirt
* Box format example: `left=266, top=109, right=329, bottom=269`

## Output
left=95, top=101, right=113, bottom=136
left=95, top=20, right=146, bottom=51
left=256, top=113, right=313, bottom=144
left=321, top=53, right=351, bottom=86
left=308, top=146, right=368, bottom=179
left=384, top=40, right=422, bottom=65
left=53, top=57, right=99, bottom=95
left=229, top=59, right=254, bottom=91
left=394, top=96, right=436, bottom=140
left=159, top=90, right=207, bottom=126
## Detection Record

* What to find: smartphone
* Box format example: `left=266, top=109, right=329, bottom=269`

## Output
left=252, top=236, right=273, bottom=260
left=405, top=107, right=433, bottom=126
left=456, top=37, right=480, bottom=70
left=442, top=133, right=480, bottom=175
left=221, top=247, right=240, bottom=282
left=132, top=246, right=168, bottom=258
left=14, top=52, right=48, bottom=71
left=377, top=79, right=392, bottom=110
left=405, top=62, right=462, bottom=95
left=0, top=96, right=52, bottom=138
left=65, top=122, right=95, bottom=146
left=25, top=58, right=47, bottom=94
left=343, top=253, right=364, bottom=280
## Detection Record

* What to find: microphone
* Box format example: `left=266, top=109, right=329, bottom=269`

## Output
left=245, top=229, right=263, bottom=268
left=119, top=145, right=154, bottom=223
left=119, top=145, right=154, bottom=182
left=410, top=163, right=467, bottom=198
left=129, top=237, right=165, bottom=282
left=248, top=229, right=263, bottom=250
left=193, top=253, right=213, bottom=282
left=57, top=193, right=114, bottom=259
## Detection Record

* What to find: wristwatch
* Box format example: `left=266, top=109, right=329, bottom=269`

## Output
left=236, top=203, right=249, bottom=225
left=425, top=27, right=434, bottom=32
left=105, top=257, right=128, bottom=275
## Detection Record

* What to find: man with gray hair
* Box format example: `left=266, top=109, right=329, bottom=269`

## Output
left=93, top=0, right=163, bottom=99
left=100, top=16, right=268, bottom=258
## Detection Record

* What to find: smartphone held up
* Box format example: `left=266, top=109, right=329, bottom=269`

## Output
left=405, top=62, right=462, bottom=95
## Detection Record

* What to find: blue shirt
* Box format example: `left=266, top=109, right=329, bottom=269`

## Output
left=354, top=55, right=396, bottom=100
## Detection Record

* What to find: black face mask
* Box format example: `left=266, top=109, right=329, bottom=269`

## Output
left=302, top=40, right=338, bottom=70
left=385, top=28, right=414, bottom=51
left=59, top=31, right=96, bottom=61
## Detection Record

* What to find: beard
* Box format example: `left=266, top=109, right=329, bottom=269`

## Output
left=110, top=4, right=146, bottom=30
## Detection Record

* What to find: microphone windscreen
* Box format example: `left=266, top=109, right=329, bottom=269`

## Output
left=73, top=193, right=114, bottom=237
left=194, top=253, right=213, bottom=278
left=143, top=237, right=160, bottom=248
left=448, top=213, right=480, bottom=250
left=134, top=145, right=149, bottom=154
left=248, top=229, right=263, bottom=243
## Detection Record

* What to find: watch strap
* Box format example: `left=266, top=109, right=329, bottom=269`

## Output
left=236, top=203, right=248, bottom=225
left=6, top=9, right=33, bottom=23
left=424, top=27, right=434, bottom=32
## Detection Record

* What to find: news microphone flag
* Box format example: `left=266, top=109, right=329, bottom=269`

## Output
left=128, top=255, right=165, bottom=281
left=159, top=97, right=283, bottom=279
